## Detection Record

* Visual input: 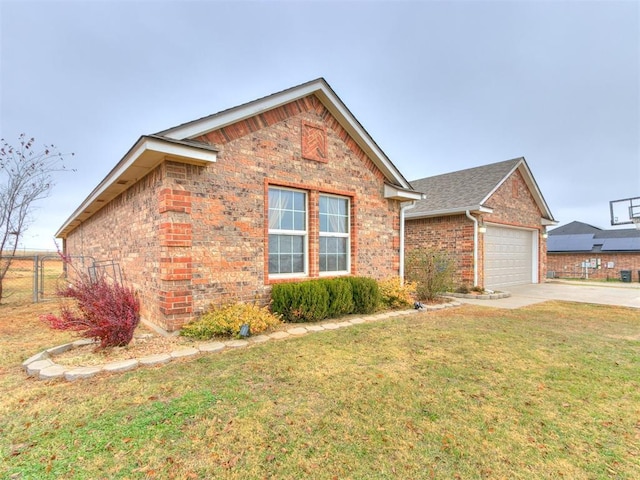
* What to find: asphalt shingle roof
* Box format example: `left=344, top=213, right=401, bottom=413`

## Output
left=408, top=158, right=522, bottom=217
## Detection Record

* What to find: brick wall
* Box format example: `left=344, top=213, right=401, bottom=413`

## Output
left=405, top=215, right=475, bottom=286
left=64, top=166, right=166, bottom=327
left=405, top=168, right=547, bottom=288
left=187, top=94, right=401, bottom=317
left=64, top=94, right=402, bottom=331
left=480, top=168, right=547, bottom=284
left=548, top=252, right=640, bottom=281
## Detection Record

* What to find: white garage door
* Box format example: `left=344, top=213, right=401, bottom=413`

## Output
left=485, top=226, right=535, bottom=289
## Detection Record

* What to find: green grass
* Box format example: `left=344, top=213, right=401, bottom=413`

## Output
left=1, top=301, right=639, bottom=479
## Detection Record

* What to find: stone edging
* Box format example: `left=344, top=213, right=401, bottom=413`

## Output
left=23, top=301, right=462, bottom=382
left=445, top=291, right=511, bottom=300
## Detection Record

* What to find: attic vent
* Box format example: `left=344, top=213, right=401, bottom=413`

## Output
left=301, top=122, right=327, bottom=163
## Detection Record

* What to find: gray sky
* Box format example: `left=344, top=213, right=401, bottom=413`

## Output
left=1, top=0, right=639, bottom=250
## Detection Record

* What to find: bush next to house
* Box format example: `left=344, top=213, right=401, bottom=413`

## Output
left=181, top=303, right=282, bottom=340
left=320, top=278, right=354, bottom=318
left=405, top=249, right=455, bottom=301
left=343, top=276, right=380, bottom=314
left=41, top=275, right=140, bottom=349
left=270, top=280, right=329, bottom=323
left=271, top=277, right=380, bottom=323
left=377, top=277, right=417, bottom=309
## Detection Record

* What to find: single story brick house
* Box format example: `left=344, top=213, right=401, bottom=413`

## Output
left=405, top=158, right=556, bottom=290
left=547, top=221, right=640, bottom=281
left=56, top=78, right=422, bottom=331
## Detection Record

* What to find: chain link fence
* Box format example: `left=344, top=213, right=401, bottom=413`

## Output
left=0, top=254, right=94, bottom=305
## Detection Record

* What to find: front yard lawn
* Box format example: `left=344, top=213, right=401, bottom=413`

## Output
left=1, top=301, right=639, bottom=479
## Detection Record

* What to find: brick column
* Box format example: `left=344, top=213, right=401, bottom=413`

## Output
left=158, top=187, right=193, bottom=330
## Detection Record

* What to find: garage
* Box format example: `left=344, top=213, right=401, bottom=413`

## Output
left=484, top=225, right=536, bottom=289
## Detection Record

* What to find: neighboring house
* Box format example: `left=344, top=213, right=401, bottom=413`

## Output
left=547, top=221, right=640, bottom=281
left=405, top=158, right=556, bottom=290
left=56, top=78, right=421, bottom=331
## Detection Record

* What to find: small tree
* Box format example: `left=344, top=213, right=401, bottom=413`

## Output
left=0, top=134, right=73, bottom=302
left=405, top=249, right=455, bottom=301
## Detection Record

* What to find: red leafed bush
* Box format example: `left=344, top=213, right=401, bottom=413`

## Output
left=41, top=276, right=140, bottom=349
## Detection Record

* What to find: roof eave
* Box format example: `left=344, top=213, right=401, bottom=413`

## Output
left=384, top=184, right=425, bottom=201
left=405, top=205, right=494, bottom=220
left=158, top=78, right=412, bottom=190
left=56, top=136, right=218, bottom=238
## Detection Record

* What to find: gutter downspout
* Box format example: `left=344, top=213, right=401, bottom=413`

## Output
left=399, top=201, right=417, bottom=285
left=465, top=210, right=478, bottom=287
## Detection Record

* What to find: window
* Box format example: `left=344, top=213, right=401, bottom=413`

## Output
left=319, top=195, right=350, bottom=273
left=268, top=188, right=307, bottom=275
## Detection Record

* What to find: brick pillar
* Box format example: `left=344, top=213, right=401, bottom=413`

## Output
left=158, top=187, right=193, bottom=331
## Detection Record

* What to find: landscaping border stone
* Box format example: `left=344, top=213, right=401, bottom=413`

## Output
left=22, top=301, right=461, bottom=382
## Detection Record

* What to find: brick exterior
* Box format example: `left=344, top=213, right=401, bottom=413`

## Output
left=64, top=94, right=403, bottom=331
left=548, top=252, right=640, bottom=281
left=405, top=168, right=547, bottom=288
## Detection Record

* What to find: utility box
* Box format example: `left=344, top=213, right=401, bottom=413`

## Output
left=620, top=270, right=632, bottom=283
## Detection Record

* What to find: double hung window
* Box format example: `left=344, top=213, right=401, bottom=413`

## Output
left=268, top=188, right=307, bottom=275
left=319, top=195, right=350, bottom=273
left=268, top=187, right=350, bottom=277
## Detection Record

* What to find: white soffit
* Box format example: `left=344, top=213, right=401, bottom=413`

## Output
left=56, top=136, right=217, bottom=238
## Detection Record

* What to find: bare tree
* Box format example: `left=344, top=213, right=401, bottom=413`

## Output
left=0, top=134, right=73, bottom=302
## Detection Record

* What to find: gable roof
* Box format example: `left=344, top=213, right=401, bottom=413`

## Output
left=57, top=79, right=419, bottom=239
left=406, top=157, right=555, bottom=224
left=548, top=221, right=640, bottom=252
left=157, top=78, right=413, bottom=191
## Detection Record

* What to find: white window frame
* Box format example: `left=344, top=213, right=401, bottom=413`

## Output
left=268, top=187, right=308, bottom=278
left=319, top=194, right=350, bottom=275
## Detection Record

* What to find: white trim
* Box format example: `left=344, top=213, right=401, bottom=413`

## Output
left=405, top=205, right=494, bottom=220
left=384, top=184, right=424, bottom=201
left=480, top=158, right=555, bottom=223
left=56, top=136, right=217, bottom=238
left=319, top=193, right=351, bottom=275
left=267, top=187, right=309, bottom=277
left=161, top=78, right=412, bottom=190
left=484, top=223, right=539, bottom=287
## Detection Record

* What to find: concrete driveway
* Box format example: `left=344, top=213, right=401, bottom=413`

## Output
left=454, top=280, right=640, bottom=309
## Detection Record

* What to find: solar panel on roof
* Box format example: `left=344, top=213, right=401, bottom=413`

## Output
left=547, top=234, right=595, bottom=252
left=600, top=237, right=640, bottom=251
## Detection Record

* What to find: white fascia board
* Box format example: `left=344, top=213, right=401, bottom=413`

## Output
left=482, top=158, right=555, bottom=222
left=384, top=184, right=425, bottom=201
left=405, top=205, right=494, bottom=220
left=480, top=159, right=523, bottom=205
left=56, top=137, right=217, bottom=238
left=541, top=218, right=559, bottom=226
left=160, top=79, right=412, bottom=190
left=160, top=81, right=324, bottom=140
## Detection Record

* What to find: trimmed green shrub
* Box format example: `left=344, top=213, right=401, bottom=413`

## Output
left=271, top=280, right=329, bottom=323
left=322, top=278, right=354, bottom=318
left=344, top=276, right=380, bottom=314
left=271, top=276, right=380, bottom=322
left=181, top=303, right=282, bottom=340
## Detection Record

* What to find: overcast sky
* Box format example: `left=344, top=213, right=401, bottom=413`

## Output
left=1, top=0, right=639, bottom=250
